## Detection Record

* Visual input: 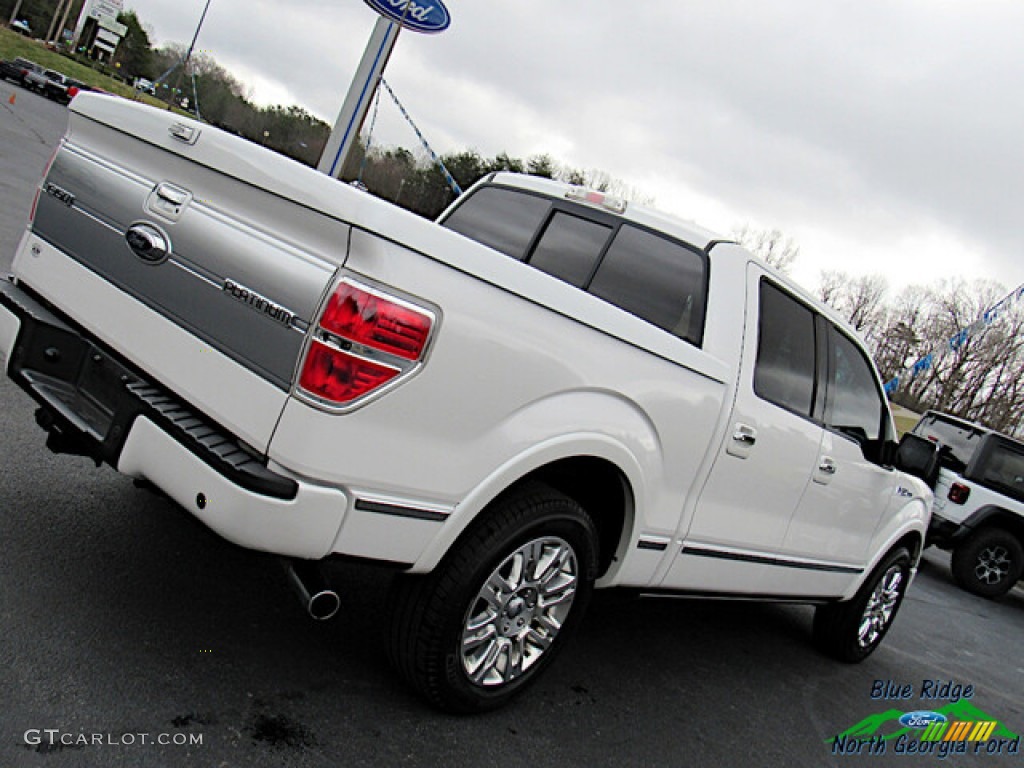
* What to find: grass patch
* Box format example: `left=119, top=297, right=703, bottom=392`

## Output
left=891, top=404, right=922, bottom=437
left=0, top=26, right=167, bottom=108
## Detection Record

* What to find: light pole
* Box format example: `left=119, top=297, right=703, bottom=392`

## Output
left=45, top=0, right=68, bottom=43
left=54, top=0, right=74, bottom=44
left=152, top=0, right=212, bottom=118
left=182, top=0, right=213, bottom=118
left=182, top=0, right=213, bottom=74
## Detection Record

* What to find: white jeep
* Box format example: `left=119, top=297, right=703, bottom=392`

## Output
left=914, top=411, right=1024, bottom=597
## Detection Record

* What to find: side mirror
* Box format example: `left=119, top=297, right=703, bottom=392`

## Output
left=893, top=433, right=940, bottom=488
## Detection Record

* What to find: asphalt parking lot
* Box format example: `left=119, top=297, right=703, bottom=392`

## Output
left=1, top=82, right=1023, bottom=767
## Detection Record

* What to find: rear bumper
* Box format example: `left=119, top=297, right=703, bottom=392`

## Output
left=117, top=417, right=348, bottom=558
left=0, top=278, right=348, bottom=558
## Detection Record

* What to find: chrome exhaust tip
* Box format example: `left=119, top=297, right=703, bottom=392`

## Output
left=283, top=559, right=340, bottom=621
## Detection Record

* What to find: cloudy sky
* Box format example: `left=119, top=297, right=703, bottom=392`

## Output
left=128, top=0, right=1023, bottom=295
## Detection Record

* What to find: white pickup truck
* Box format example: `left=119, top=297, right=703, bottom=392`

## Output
left=0, top=93, right=937, bottom=712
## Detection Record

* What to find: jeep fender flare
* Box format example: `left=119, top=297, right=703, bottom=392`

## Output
left=956, top=505, right=1024, bottom=541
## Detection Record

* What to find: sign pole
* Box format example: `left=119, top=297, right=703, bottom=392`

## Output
left=317, top=16, right=400, bottom=180
left=55, top=0, right=75, bottom=43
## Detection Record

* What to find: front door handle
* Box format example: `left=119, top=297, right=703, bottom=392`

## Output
left=819, top=457, right=837, bottom=475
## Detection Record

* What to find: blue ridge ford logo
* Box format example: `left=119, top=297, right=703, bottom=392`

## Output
left=362, top=0, right=450, bottom=34
left=899, top=711, right=949, bottom=729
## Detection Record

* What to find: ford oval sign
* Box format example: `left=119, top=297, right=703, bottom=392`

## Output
left=899, top=711, right=948, bottom=729
left=362, top=0, right=450, bottom=34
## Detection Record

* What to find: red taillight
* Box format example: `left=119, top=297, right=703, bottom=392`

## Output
left=948, top=483, right=971, bottom=505
left=298, top=278, right=434, bottom=408
left=67, top=86, right=80, bottom=99
left=299, top=340, right=399, bottom=404
left=319, top=281, right=431, bottom=361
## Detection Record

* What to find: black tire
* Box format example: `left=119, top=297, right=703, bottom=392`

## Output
left=951, top=528, right=1024, bottom=598
left=386, top=483, right=599, bottom=713
left=813, top=547, right=911, bottom=663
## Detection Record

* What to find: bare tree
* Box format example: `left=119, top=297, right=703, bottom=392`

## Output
left=872, top=284, right=929, bottom=382
left=733, top=225, right=799, bottom=274
left=881, top=279, right=1024, bottom=437
left=817, top=271, right=888, bottom=334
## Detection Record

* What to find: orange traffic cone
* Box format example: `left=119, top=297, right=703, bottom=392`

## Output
left=8, top=93, right=14, bottom=105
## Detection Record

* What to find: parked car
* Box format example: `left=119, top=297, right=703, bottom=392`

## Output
left=914, top=411, right=1024, bottom=597
left=11, top=19, right=32, bottom=36
left=24, top=68, right=67, bottom=95
left=0, top=57, right=43, bottom=86
left=43, top=72, right=71, bottom=103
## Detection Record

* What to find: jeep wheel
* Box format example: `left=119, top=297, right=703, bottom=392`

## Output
left=813, top=547, right=911, bottom=663
left=951, top=528, right=1023, bottom=598
left=387, top=483, right=599, bottom=713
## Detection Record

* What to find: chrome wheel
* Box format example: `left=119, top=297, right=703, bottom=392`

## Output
left=974, top=545, right=1012, bottom=585
left=857, top=564, right=904, bottom=649
left=388, top=484, right=598, bottom=712
left=461, top=536, right=579, bottom=687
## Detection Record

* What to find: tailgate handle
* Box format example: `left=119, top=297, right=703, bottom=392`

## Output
left=156, top=185, right=188, bottom=206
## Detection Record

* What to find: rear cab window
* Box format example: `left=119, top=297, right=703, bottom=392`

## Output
left=441, top=184, right=708, bottom=346
left=528, top=212, right=612, bottom=288
left=441, top=186, right=550, bottom=260
left=911, top=413, right=986, bottom=471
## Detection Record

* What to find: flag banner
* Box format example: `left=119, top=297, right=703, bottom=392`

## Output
left=884, top=281, right=1024, bottom=393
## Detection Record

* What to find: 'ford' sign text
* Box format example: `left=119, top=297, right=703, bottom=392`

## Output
left=362, top=0, right=451, bottom=34
left=898, top=711, right=948, bottom=729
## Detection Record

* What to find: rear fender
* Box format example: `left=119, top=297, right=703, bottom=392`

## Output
left=410, top=432, right=645, bottom=575
left=409, top=390, right=657, bottom=575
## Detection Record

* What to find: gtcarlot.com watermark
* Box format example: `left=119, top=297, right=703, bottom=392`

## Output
left=24, top=729, right=203, bottom=748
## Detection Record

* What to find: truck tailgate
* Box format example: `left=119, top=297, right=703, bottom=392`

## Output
left=18, top=93, right=351, bottom=452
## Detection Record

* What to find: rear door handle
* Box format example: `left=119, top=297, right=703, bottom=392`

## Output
left=726, top=423, right=758, bottom=458
left=733, top=424, right=757, bottom=446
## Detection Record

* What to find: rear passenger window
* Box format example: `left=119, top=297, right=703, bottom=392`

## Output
left=974, top=442, right=1024, bottom=502
left=754, top=281, right=817, bottom=417
left=442, top=186, right=550, bottom=260
left=589, top=225, right=706, bottom=344
left=528, top=212, right=612, bottom=288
